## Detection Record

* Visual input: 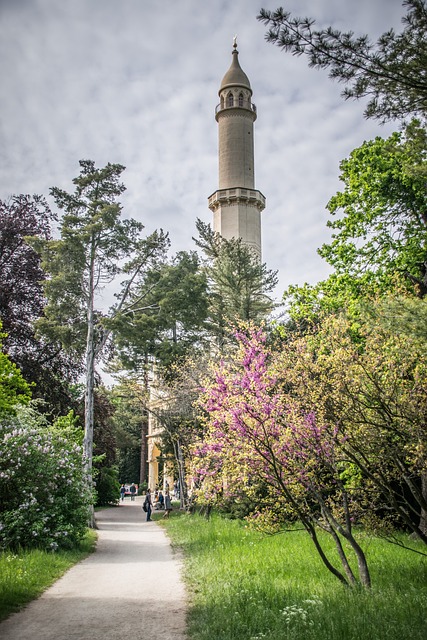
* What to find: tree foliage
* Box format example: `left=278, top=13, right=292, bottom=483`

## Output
left=0, top=324, right=32, bottom=417
left=29, top=160, right=169, bottom=477
left=110, top=381, right=147, bottom=485
left=194, top=219, right=278, bottom=351
left=113, top=250, right=208, bottom=379
left=277, top=301, right=427, bottom=544
left=258, top=0, right=427, bottom=123
left=0, top=195, right=79, bottom=414
left=284, top=120, right=427, bottom=321
left=320, top=120, right=427, bottom=294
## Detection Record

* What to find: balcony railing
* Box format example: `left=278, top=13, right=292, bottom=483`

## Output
left=215, top=100, right=257, bottom=115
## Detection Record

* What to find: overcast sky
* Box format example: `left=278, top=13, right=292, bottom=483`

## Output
left=0, top=0, right=407, bottom=302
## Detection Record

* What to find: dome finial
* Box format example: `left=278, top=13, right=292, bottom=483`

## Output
left=233, top=34, right=237, bottom=50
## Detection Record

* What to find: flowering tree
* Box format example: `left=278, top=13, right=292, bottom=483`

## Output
left=278, top=301, right=427, bottom=545
left=0, top=408, right=92, bottom=550
left=193, top=326, right=372, bottom=588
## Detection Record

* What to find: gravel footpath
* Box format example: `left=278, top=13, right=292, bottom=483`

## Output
left=0, top=497, right=187, bottom=639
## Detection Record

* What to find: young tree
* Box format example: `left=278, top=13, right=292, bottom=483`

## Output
left=258, top=0, right=427, bottom=123
left=195, top=219, right=278, bottom=351
left=277, top=301, right=427, bottom=544
left=29, top=160, right=169, bottom=480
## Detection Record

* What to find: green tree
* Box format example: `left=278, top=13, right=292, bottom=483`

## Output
left=195, top=219, right=278, bottom=351
left=258, top=0, right=427, bottom=123
left=0, top=324, right=32, bottom=417
left=113, top=250, right=208, bottom=380
left=110, top=380, right=148, bottom=485
left=277, top=300, right=427, bottom=543
left=0, top=195, right=80, bottom=415
left=320, top=121, right=427, bottom=294
left=29, top=160, right=169, bottom=480
left=284, top=121, right=427, bottom=322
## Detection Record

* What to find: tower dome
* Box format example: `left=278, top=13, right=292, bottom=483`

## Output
left=219, top=41, right=252, bottom=93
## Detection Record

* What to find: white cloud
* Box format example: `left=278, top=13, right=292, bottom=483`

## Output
left=0, top=0, right=407, bottom=301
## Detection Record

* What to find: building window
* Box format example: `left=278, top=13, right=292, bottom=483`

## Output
left=227, top=92, right=234, bottom=107
left=238, top=93, right=244, bottom=107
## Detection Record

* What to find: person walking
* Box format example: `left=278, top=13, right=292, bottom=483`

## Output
left=120, top=484, right=126, bottom=501
left=163, top=489, right=172, bottom=519
left=130, top=483, right=137, bottom=501
left=158, top=491, right=164, bottom=509
left=144, top=488, right=153, bottom=522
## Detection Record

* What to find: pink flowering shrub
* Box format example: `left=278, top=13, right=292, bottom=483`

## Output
left=0, top=407, right=92, bottom=550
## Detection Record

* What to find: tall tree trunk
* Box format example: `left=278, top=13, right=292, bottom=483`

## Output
left=83, top=329, right=95, bottom=473
left=420, top=470, right=427, bottom=536
left=139, top=356, right=149, bottom=485
left=83, top=250, right=96, bottom=526
left=83, top=256, right=95, bottom=474
left=174, top=438, right=188, bottom=510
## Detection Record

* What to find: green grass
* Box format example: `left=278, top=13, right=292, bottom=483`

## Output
left=0, top=530, right=97, bottom=621
left=161, top=512, right=427, bottom=640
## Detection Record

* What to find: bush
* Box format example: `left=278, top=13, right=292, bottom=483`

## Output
left=95, top=466, right=120, bottom=506
left=0, top=407, right=92, bottom=550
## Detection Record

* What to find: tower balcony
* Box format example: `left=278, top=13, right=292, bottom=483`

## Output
left=215, top=100, right=257, bottom=115
left=208, top=187, right=266, bottom=212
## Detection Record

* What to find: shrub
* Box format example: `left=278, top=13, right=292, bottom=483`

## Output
left=0, top=407, right=92, bottom=550
left=95, top=466, right=120, bottom=506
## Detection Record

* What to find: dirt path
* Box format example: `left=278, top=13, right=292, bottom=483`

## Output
left=0, top=497, right=187, bottom=639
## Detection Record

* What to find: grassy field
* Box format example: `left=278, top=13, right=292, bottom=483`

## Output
left=161, top=511, right=427, bottom=640
left=0, top=530, right=97, bottom=621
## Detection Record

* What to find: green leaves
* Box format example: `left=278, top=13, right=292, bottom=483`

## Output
left=258, top=1, right=427, bottom=123
left=320, top=122, right=427, bottom=294
left=195, top=218, right=278, bottom=350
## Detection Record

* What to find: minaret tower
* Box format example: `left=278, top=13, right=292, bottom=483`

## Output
left=208, top=38, right=265, bottom=259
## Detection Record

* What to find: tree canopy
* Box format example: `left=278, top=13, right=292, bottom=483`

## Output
left=283, top=119, right=427, bottom=322
left=258, top=0, right=427, bottom=123
left=320, top=120, right=427, bottom=293
left=194, top=219, right=278, bottom=351
left=0, top=195, right=79, bottom=414
left=29, top=160, right=169, bottom=474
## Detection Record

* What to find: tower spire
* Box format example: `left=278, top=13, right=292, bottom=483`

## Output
left=208, top=42, right=265, bottom=259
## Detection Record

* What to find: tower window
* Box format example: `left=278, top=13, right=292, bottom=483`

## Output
left=227, top=92, right=234, bottom=107
left=238, top=93, right=244, bottom=107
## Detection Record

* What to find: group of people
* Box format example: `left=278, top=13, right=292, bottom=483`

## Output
left=143, top=488, right=172, bottom=521
left=119, top=482, right=174, bottom=522
left=119, top=483, right=137, bottom=501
